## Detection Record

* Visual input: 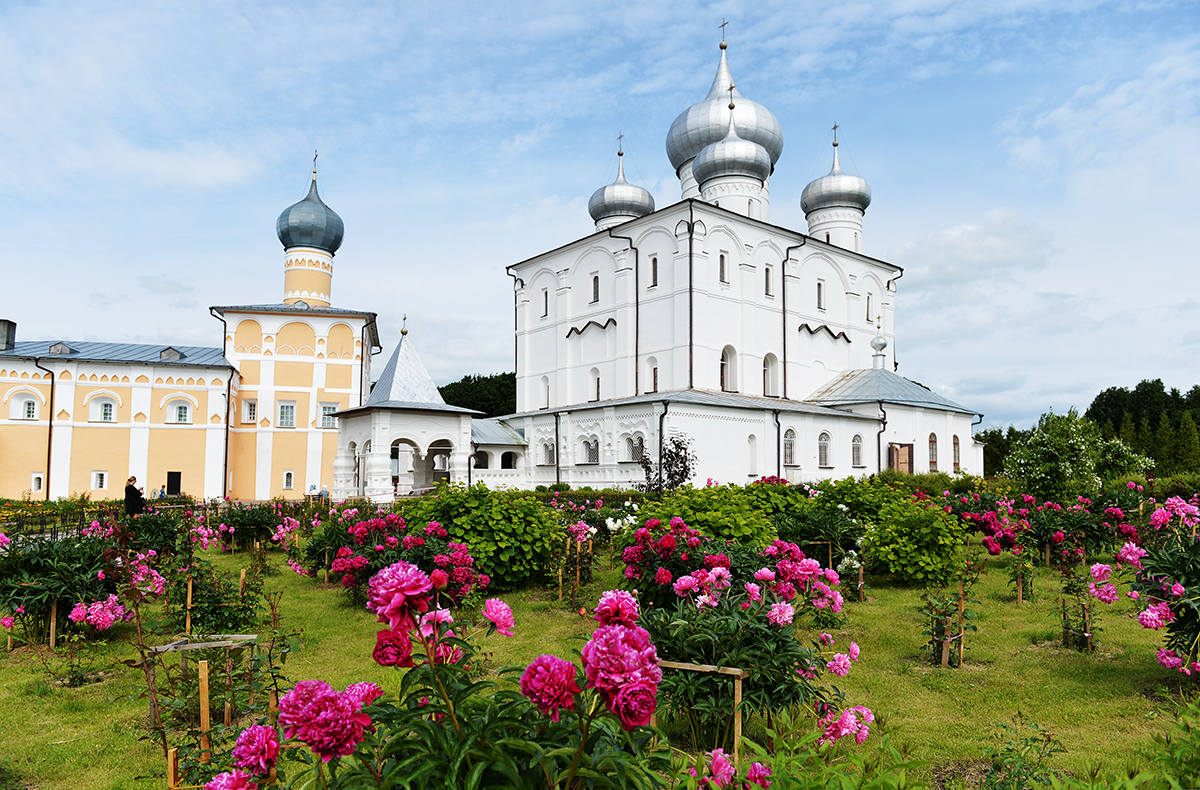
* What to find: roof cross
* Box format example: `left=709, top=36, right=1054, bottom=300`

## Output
left=617, top=131, right=624, bottom=155
left=719, top=19, right=729, bottom=41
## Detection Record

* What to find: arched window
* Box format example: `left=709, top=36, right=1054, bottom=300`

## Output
left=817, top=281, right=825, bottom=310
left=501, top=451, right=517, bottom=469
left=929, top=433, right=938, bottom=472
left=169, top=401, right=191, bottom=424
left=542, top=442, right=555, bottom=466
left=818, top=432, right=831, bottom=467
left=589, top=367, right=600, bottom=402
left=474, top=451, right=489, bottom=469
left=592, top=275, right=600, bottom=303
left=88, top=396, right=118, bottom=423
left=540, top=376, right=550, bottom=409
left=953, top=435, right=961, bottom=473
left=646, top=356, right=659, bottom=394
left=719, top=254, right=728, bottom=283
left=765, top=266, right=772, bottom=296
left=580, top=439, right=599, bottom=465
left=783, top=428, right=796, bottom=466
left=852, top=435, right=863, bottom=467
left=748, top=434, right=758, bottom=476
left=624, top=436, right=645, bottom=462
left=720, top=346, right=737, bottom=392
left=763, top=353, right=779, bottom=397
left=650, top=256, right=658, bottom=287
left=283, top=471, right=294, bottom=490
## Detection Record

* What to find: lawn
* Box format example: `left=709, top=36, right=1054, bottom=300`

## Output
left=0, top=544, right=1181, bottom=789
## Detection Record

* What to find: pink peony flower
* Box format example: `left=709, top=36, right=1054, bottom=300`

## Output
left=367, top=562, right=432, bottom=632
left=205, top=771, right=258, bottom=790
left=1, top=616, right=13, bottom=630
left=344, top=682, right=384, bottom=710
left=1139, top=602, right=1174, bottom=630
left=580, top=623, right=661, bottom=712
left=744, top=582, right=761, bottom=602
left=1090, top=563, right=1112, bottom=583
left=372, top=629, right=413, bottom=667
left=673, top=575, right=699, bottom=596
left=429, top=569, right=449, bottom=590
left=746, top=761, right=772, bottom=787
left=1089, top=583, right=1119, bottom=604
left=483, top=598, right=515, bottom=636
left=520, top=654, right=582, bottom=722
left=0, top=533, right=8, bottom=548
left=419, top=608, right=455, bottom=638
left=1116, top=542, right=1147, bottom=569
left=654, top=566, right=673, bottom=585
left=594, top=590, right=640, bottom=626
left=1151, top=508, right=1171, bottom=529
left=827, top=653, right=852, bottom=676
left=232, top=724, right=279, bottom=775
left=278, top=682, right=372, bottom=762
left=706, top=748, right=736, bottom=788
left=1158, top=648, right=1183, bottom=671
left=1052, top=530, right=1065, bottom=544
left=1172, top=582, right=1187, bottom=597
left=708, top=567, right=733, bottom=589
left=849, top=642, right=860, bottom=662
left=753, top=568, right=776, bottom=582
left=611, top=680, right=657, bottom=730
left=818, top=633, right=834, bottom=646
left=766, top=603, right=794, bottom=627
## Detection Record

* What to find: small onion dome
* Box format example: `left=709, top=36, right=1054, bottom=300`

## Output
left=800, top=144, right=872, bottom=216
left=276, top=176, right=345, bottom=254
left=665, top=44, right=783, bottom=173
left=588, top=153, right=655, bottom=224
left=870, top=333, right=888, bottom=353
left=692, top=112, right=772, bottom=188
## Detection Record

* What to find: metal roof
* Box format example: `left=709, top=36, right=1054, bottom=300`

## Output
left=807, top=368, right=975, bottom=414
left=337, top=400, right=480, bottom=417
left=211, top=303, right=380, bottom=348
left=497, top=388, right=879, bottom=421
left=366, top=333, right=443, bottom=407
left=0, top=341, right=230, bottom=368
left=471, top=418, right=527, bottom=446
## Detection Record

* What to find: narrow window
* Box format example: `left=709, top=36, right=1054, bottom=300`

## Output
left=817, top=281, right=825, bottom=310
left=543, top=443, right=555, bottom=465
left=587, top=440, right=599, bottom=464
left=719, top=254, right=727, bottom=283
left=852, top=435, right=863, bottom=467
left=245, top=400, right=257, bottom=423
left=625, top=437, right=634, bottom=460
left=765, top=267, right=772, bottom=296
left=93, top=471, right=107, bottom=490
left=783, top=428, right=796, bottom=466
left=541, top=289, right=549, bottom=317
left=175, top=404, right=189, bottom=424
left=652, top=366, right=658, bottom=393
left=284, top=471, right=294, bottom=490
left=23, top=400, right=35, bottom=419
left=854, top=231, right=859, bottom=251
left=595, top=376, right=601, bottom=401
left=825, top=232, right=831, bottom=243
left=929, top=433, right=938, bottom=472
left=650, top=257, right=658, bottom=287
left=633, top=436, right=644, bottom=461
left=540, top=376, right=550, bottom=409
left=591, top=275, right=599, bottom=303
left=720, top=355, right=728, bottom=391
left=321, top=404, right=337, bottom=428
left=279, top=403, right=296, bottom=428
left=818, top=432, right=831, bottom=467
left=101, top=402, right=113, bottom=422
left=953, top=435, right=961, bottom=473
left=31, top=474, right=42, bottom=492
left=866, top=294, right=872, bottom=322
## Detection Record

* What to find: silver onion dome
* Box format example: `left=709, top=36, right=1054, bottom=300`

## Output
left=665, top=43, right=783, bottom=173
left=870, top=333, right=888, bottom=353
left=276, top=176, right=345, bottom=254
left=800, top=144, right=872, bottom=216
left=588, top=153, right=655, bottom=224
left=692, top=112, right=772, bottom=187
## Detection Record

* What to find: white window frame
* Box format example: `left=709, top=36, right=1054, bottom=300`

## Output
left=243, top=399, right=257, bottom=424
left=649, top=256, right=658, bottom=288
left=283, top=470, right=294, bottom=490
left=929, top=433, right=938, bottom=472
left=31, top=473, right=43, bottom=493
left=320, top=403, right=338, bottom=429
left=278, top=401, right=296, bottom=428
left=23, top=399, right=36, bottom=420
left=91, top=470, right=108, bottom=491
left=101, top=402, right=114, bottom=422
left=852, top=435, right=864, bottom=467
left=591, top=275, right=600, bottom=304
left=817, top=280, right=825, bottom=311
left=818, top=432, right=831, bottom=468
left=719, top=253, right=728, bottom=284
left=783, top=429, right=796, bottom=466
left=167, top=401, right=192, bottom=424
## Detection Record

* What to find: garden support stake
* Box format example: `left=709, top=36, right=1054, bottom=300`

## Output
left=224, top=647, right=233, bottom=726
left=941, top=619, right=952, bottom=668
left=186, top=576, right=193, bottom=635
left=958, top=581, right=966, bottom=664
left=167, top=748, right=180, bottom=789
left=858, top=566, right=865, bottom=603
left=239, top=568, right=246, bottom=594
left=1017, top=574, right=1023, bottom=604
left=199, top=659, right=211, bottom=764
left=49, top=599, right=56, bottom=649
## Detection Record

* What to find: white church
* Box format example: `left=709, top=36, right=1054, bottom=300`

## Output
left=331, top=40, right=983, bottom=500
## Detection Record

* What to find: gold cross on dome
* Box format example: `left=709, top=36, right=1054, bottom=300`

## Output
left=719, top=19, right=729, bottom=40
left=832, top=123, right=839, bottom=142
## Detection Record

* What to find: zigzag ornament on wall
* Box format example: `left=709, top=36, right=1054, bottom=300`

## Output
left=797, top=323, right=852, bottom=343
left=565, top=318, right=616, bottom=338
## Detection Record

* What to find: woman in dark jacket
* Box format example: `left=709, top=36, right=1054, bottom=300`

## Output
left=124, top=476, right=145, bottom=517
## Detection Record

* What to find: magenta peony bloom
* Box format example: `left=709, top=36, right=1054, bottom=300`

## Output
left=744, top=582, right=761, bottom=602
left=746, top=761, right=772, bottom=787
left=1159, top=648, right=1183, bottom=670
left=673, top=575, right=699, bottom=596
left=1172, top=582, right=1187, bottom=597
left=373, top=628, right=414, bottom=667
left=1089, top=582, right=1119, bottom=604
left=594, top=590, right=640, bottom=626
left=654, top=566, right=673, bottom=585
left=849, top=641, right=860, bottom=662
left=1052, top=530, right=1065, bottom=544
left=429, top=569, right=449, bottom=590
left=826, top=653, right=852, bottom=676
left=279, top=682, right=372, bottom=762
left=232, top=724, right=279, bottom=775
left=1151, top=508, right=1171, bottom=529
left=766, top=603, right=794, bottom=626
left=581, top=623, right=662, bottom=715
left=610, top=680, right=657, bottom=730
left=367, top=562, right=432, bottom=632
left=753, top=568, right=776, bottom=582
left=706, top=748, right=736, bottom=787
left=419, top=608, right=455, bottom=638
left=205, top=771, right=258, bottom=790
left=1090, top=563, right=1112, bottom=583
left=1139, top=601, right=1175, bottom=630
left=0, top=533, right=8, bottom=548
left=520, top=654, right=581, bottom=722
left=344, top=682, right=384, bottom=710
left=483, top=598, right=515, bottom=636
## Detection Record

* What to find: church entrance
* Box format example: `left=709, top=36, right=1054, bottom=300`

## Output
left=889, top=443, right=913, bottom=474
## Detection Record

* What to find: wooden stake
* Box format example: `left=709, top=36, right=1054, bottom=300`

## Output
left=827, top=541, right=833, bottom=571
left=167, top=748, right=180, bottom=789
left=186, top=576, right=193, bottom=635
left=239, top=568, right=246, bottom=594
left=574, top=540, right=581, bottom=598
left=269, top=690, right=279, bottom=724
left=49, top=600, right=56, bottom=649
left=1017, top=574, right=1024, bottom=604
left=1045, top=543, right=1051, bottom=566
left=1084, top=603, right=1093, bottom=653
left=733, top=673, right=743, bottom=769
left=858, top=566, right=865, bottom=603
left=558, top=567, right=563, bottom=602
left=324, top=550, right=330, bottom=584
left=957, top=581, right=966, bottom=664
left=199, top=659, right=211, bottom=763
left=940, top=619, right=952, bottom=668
left=224, top=647, right=233, bottom=726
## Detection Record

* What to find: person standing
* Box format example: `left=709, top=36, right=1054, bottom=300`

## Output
left=124, top=476, right=145, bottom=517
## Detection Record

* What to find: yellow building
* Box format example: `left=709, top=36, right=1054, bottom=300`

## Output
left=0, top=169, right=379, bottom=501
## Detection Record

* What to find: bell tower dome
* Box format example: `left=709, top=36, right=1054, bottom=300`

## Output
left=276, top=155, right=344, bottom=307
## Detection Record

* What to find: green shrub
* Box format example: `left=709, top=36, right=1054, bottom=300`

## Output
left=0, top=534, right=118, bottom=640
left=639, top=485, right=774, bottom=546
left=860, top=496, right=964, bottom=585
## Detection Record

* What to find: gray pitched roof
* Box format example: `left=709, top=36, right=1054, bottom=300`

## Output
left=472, top=418, right=527, bottom=446
left=497, top=388, right=879, bottom=421
left=807, top=368, right=975, bottom=414
left=337, top=400, right=480, bottom=417
left=365, top=333, right=444, bottom=407
left=0, top=341, right=230, bottom=368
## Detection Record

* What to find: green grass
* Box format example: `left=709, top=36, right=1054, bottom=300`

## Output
left=0, top=547, right=1183, bottom=788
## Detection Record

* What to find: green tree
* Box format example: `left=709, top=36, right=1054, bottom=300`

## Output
left=437, top=372, right=516, bottom=418
left=975, top=425, right=1029, bottom=477
left=1119, top=411, right=1137, bottom=448
left=1005, top=409, right=1150, bottom=500
left=1154, top=413, right=1176, bottom=475
left=1137, top=415, right=1155, bottom=458
left=1176, top=412, right=1200, bottom=474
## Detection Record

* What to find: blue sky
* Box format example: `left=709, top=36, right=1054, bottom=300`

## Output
left=1, top=0, right=1197, bottom=428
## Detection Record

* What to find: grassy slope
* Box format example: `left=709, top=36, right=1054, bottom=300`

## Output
left=0, top=547, right=1182, bottom=789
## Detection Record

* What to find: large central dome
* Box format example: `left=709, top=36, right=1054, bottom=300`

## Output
left=665, top=43, right=783, bottom=175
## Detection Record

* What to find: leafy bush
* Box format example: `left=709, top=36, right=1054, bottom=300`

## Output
left=638, top=484, right=774, bottom=546
left=163, top=557, right=266, bottom=635
left=860, top=495, right=965, bottom=585
left=0, top=533, right=118, bottom=641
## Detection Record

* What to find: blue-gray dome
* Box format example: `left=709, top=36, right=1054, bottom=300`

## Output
left=588, top=155, right=655, bottom=224
left=276, top=178, right=345, bottom=254
left=692, top=114, right=772, bottom=187
left=800, top=145, right=872, bottom=216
